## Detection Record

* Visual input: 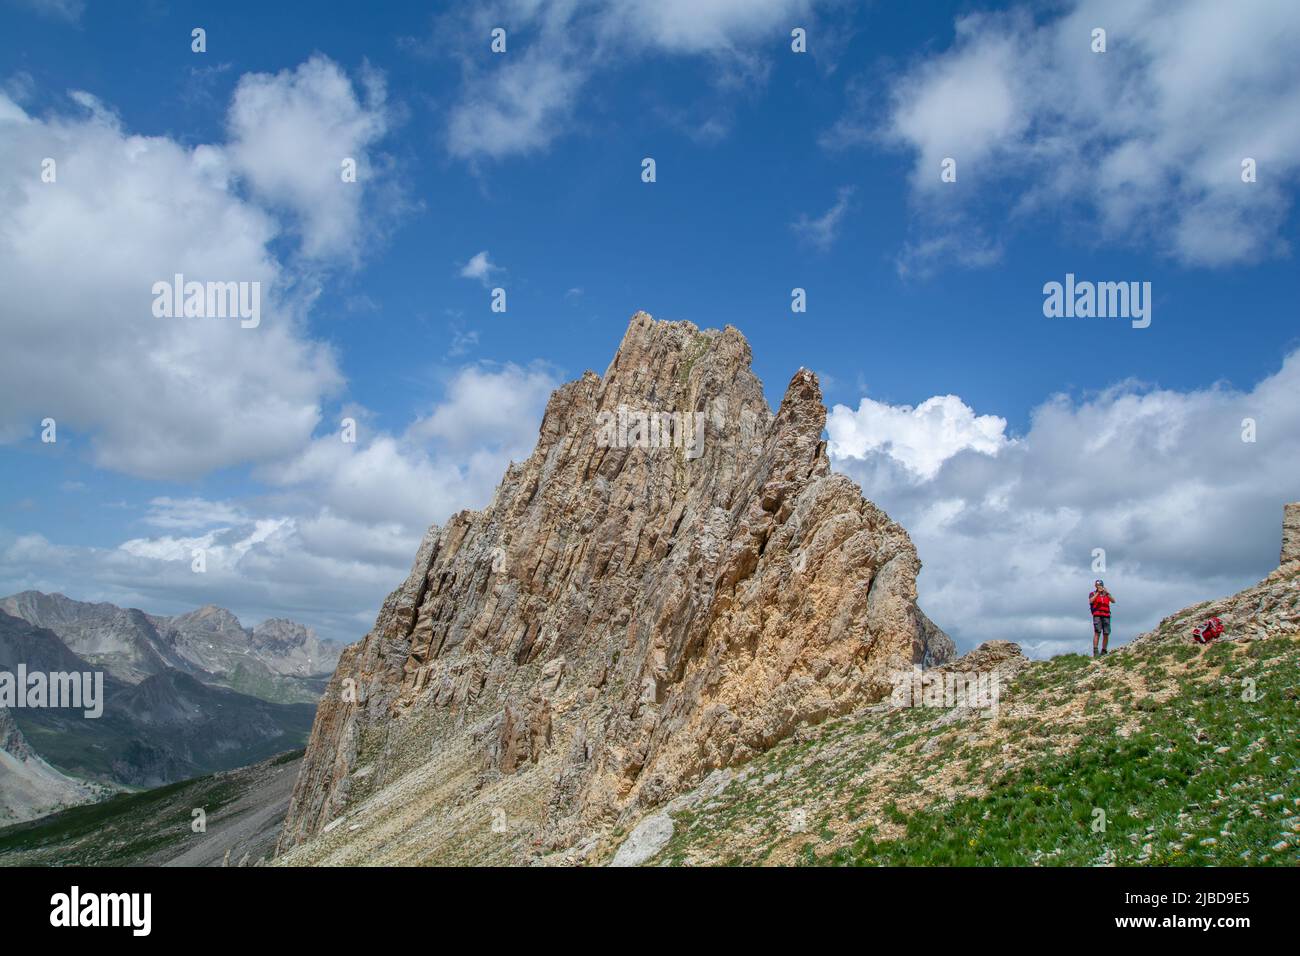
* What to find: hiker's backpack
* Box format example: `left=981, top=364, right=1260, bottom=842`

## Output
left=1191, top=617, right=1224, bottom=644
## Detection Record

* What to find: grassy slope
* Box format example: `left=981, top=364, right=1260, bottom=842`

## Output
left=22, top=636, right=1291, bottom=868
left=221, top=662, right=329, bottom=705
left=0, top=750, right=303, bottom=867
left=642, top=634, right=1299, bottom=867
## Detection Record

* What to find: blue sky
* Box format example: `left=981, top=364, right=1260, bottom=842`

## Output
left=2, top=0, right=1298, bottom=655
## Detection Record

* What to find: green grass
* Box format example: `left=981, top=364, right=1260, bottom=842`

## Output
left=676, top=333, right=711, bottom=386
left=643, top=634, right=1298, bottom=867
left=224, top=665, right=324, bottom=704
left=815, top=640, right=1299, bottom=866
left=0, top=777, right=228, bottom=865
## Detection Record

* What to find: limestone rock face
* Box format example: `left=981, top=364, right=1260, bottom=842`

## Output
left=278, top=313, right=952, bottom=860
left=1282, top=502, right=1300, bottom=565
left=0, top=706, right=31, bottom=759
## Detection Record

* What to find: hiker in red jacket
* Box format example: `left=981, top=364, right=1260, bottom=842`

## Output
left=1090, top=580, right=1115, bottom=657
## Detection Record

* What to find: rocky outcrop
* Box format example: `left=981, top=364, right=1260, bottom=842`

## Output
left=916, top=609, right=956, bottom=667
left=1, top=706, right=109, bottom=825
left=1282, top=501, right=1300, bottom=565
left=935, top=639, right=1028, bottom=679
left=0, top=705, right=30, bottom=759
left=278, top=313, right=952, bottom=862
left=1135, top=503, right=1300, bottom=647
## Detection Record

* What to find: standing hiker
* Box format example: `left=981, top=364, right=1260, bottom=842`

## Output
left=1090, top=580, right=1116, bottom=657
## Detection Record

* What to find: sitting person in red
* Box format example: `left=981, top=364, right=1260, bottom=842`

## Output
left=1089, top=580, right=1116, bottom=657
left=1192, top=617, right=1224, bottom=644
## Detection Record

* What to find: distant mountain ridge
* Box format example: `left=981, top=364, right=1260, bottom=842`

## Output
left=0, top=609, right=316, bottom=824
left=0, top=592, right=337, bottom=826
left=0, top=591, right=342, bottom=704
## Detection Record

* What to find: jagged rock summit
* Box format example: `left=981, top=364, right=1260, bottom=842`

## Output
left=279, top=312, right=953, bottom=863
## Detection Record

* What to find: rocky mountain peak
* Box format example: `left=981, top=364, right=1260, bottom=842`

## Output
left=278, top=313, right=953, bottom=862
left=171, top=605, right=245, bottom=634
left=251, top=618, right=314, bottom=648
left=1, top=593, right=341, bottom=702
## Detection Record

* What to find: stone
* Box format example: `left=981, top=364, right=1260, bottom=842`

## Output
left=1282, top=502, right=1300, bottom=564
left=1134, top=504, right=1300, bottom=650
left=609, top=813, right=674, bottom=867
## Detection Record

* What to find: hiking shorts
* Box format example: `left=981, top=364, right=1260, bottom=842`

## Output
left=1093, top=614, right=1111, bottom=636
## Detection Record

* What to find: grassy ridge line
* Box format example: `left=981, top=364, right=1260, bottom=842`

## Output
left=649, top=635, right=1298, bottom=867
left=821, top=638, right=1299, bottom=866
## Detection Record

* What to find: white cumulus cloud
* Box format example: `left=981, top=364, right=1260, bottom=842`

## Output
left=0, top=55, right=401, bottom=481
left=830, top=349, right=1300, bottom=658
left=226, top=55, right=395, bottom=263
left=442, top=0, right=822, bottom=161
left=828, top=394, right=1011, bottom=480
left=867, top=0, right=1300, bottom=266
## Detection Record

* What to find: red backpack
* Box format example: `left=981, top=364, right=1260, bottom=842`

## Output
left=1191, top=617, right=1224, bottom=644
